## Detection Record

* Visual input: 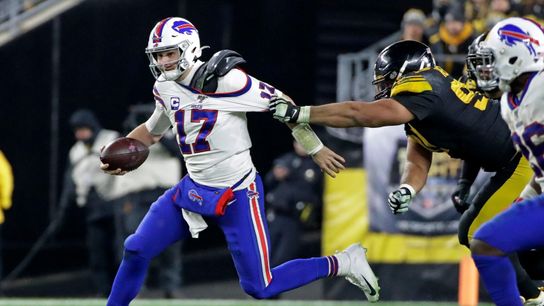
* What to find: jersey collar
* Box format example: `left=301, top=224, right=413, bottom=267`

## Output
left=176, top=60, right=205, bottom=86
left=507, top=71, right=538, bottom=110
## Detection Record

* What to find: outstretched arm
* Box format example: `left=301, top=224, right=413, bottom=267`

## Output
left=271, top=98, right=415, bottom=127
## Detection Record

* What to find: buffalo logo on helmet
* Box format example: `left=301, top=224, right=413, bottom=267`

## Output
left=172, top=20, right=196, bottom=35
left=188, top=189, right=203, bottom=205
left=497, top=24, right=540, bottom=56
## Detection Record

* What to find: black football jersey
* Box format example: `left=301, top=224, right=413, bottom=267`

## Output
left=391, top=66, right=516, bottom=171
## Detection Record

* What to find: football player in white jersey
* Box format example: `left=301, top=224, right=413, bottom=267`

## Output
left=468, top=17, right=544, bottom=306
left=103, top=17, right=379, bottom=305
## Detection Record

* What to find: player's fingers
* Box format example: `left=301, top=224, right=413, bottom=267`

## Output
left=100, top=163, right=110, bottom=170
left=397, top=207, right=409, bottom=214
left=323, top=167, right=337, bottom=178
left=332, top=153, right=346, bottom=164
left=331, top=158, right=345, bottom=170
left=326, top=160, right=339, bottom=173
left=112, top=168, right=123, bottom=174
left=104, top=168, right=124, bottom=175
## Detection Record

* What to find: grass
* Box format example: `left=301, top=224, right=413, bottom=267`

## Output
left=0, top=299, right=495, bottom=306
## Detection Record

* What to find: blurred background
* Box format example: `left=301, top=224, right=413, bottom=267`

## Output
left=0, top=0, right=542, bottom=303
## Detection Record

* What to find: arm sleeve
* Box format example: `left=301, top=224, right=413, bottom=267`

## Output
left=145, top=102, right=172, bottom=136
left=392, top=91, right=439, bottom=120
left=0, top=151, right=14, bottom=210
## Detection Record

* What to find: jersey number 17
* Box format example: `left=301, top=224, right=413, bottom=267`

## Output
left=174, top=109, right=218, bottom=155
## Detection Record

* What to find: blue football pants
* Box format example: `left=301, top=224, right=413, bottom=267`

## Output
left=107, top=174, right=334, bottom=305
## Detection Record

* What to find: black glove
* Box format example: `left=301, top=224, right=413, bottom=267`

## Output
left=451, top=179, right=472, bottom=213
left=269, top=97, right=301, bottom=123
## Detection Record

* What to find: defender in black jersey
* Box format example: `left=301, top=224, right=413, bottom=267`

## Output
left=270, top=40, right=524, bottom=217
left=269, top=40, right=541, bottom=302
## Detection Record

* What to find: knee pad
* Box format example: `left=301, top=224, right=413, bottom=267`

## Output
left=123, top=233, right=152, bottom=259
left=239, top=280, right=269, bottom=299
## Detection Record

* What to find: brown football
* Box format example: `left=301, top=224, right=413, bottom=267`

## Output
left=100, top=137, right=149, bottom=171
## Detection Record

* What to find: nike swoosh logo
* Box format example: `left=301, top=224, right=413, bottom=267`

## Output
left=363, top=276, right=377, bottom=296
left=292, top=109, right=298, bottom=118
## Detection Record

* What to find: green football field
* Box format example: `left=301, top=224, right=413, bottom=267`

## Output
left=0, top=299, right=495, bottom=306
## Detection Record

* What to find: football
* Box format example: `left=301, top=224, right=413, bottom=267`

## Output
left=100, top=137, right=149, bottom=171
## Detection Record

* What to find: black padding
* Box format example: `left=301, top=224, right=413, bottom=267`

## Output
left=189, top=49, right=246, bottom=93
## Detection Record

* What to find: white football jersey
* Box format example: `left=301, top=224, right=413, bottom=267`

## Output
left=147, top=61, right=283, bottom=189
left=500, top=71, right=544, bottom=189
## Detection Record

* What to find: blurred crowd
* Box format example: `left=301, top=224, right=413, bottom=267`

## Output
left=399, top=0, right=544, bottom=78
left=61, top=106, right=184, bottom=298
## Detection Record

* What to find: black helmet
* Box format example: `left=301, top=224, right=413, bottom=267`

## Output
left=466, top=32, right=488, bottom=81
left=372, top=40, right=435, bottom=99
left=465, top=31, right=498, bottom=93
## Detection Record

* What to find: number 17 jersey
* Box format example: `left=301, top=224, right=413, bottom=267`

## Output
left=148, top=61, right=282, bottom=189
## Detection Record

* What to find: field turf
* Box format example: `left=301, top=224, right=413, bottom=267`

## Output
left=0, top=299, right=494, bottom=306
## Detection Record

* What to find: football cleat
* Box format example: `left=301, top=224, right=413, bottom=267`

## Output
left=524, top=290, right=544, bottom=306
left=338, top=243, right=380, bottom=302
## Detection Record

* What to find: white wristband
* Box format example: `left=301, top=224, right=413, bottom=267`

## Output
left=519, top=183, right=539, bottom=200
left=297, top=106, right=311, bottom=124
left=291, top=124, right=324, bottom=155
left=399, top=184, right=416, bottom=197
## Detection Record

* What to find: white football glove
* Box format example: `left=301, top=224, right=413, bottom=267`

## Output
left=269, top=97, right=310, bottom=123
left=388, top=184, right=416, bottom=215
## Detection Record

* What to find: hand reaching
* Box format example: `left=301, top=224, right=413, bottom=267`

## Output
left=311, top=146, right=345, bottom=178
left=269, top=97, right=303, bottom=123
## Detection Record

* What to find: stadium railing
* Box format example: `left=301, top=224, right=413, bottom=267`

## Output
left=0, top=0, right=84, bottom=47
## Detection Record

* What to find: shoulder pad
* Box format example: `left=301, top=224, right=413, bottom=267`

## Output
left=206, top=49, right=246, bottom=77
left=190, top=50, right=246, bottom=92
left=391, top=73, right=432, bottom=96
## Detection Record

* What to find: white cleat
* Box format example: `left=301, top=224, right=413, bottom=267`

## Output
left=524, top=290, right=544, bottom=306
left=339, top=243, right=380, bottom=302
